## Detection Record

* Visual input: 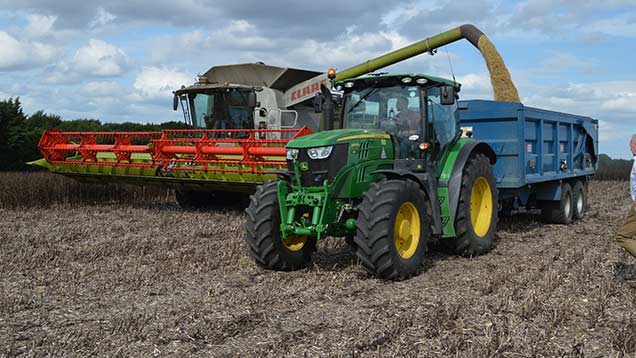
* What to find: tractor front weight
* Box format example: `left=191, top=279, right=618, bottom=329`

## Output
left=277, top=172, right=331, bottom=242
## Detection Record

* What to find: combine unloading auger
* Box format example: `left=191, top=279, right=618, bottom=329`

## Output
left=285, top=24, right=520, bottom=107
left=31, top=24, right=518, bottom=197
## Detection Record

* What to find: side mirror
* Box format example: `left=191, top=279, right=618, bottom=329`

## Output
left=173, top=94, right=179, bottom=111
left=320, top=84, right=334, bottom=130
left=313, top=92, right=324, bottom=113
left=440, top=85, right=456, bottom=105
left=247, top=91, right=258, bottom=107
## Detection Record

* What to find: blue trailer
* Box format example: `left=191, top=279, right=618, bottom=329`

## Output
left=458, top=99, right=599, bottom=223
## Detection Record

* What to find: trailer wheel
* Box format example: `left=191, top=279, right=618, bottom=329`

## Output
left=244, top=181, right=316, bottom=271
left=542, top=183, right=574, bottom=224
left=572, top=181, right=586, bottom=220
left=444, top=153, right=498, bottom=257
left=354, top=179, right=431, bottom=280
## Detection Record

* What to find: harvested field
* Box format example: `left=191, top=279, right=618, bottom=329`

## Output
left=1, top=173, right=635, bottom=357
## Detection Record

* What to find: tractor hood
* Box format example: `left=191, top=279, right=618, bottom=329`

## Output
left=287, top=129, right=390, bottom=148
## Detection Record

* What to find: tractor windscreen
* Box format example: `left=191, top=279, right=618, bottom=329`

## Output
left=343, top=85, right=422, bottom=138
left=188, top=90, right=254, bottom=130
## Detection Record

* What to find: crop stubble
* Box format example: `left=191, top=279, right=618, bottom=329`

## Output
left=1, top=175, right=635, bottom=357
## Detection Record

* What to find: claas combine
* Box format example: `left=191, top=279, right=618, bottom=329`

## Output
left=30, top=24, right=517, bottom=209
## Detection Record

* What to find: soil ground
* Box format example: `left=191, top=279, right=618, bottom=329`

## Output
left=1, top=179, right=636, bottom=357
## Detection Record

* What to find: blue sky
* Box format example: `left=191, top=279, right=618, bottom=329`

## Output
left=0, top=0, right=635, bottom=158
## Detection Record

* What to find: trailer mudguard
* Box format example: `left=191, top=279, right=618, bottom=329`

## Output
left=439, top=140, right=496, bottom=236
left=373, top=169, right=443, bottom=236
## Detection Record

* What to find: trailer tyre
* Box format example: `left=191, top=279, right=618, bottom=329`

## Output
left=354, top=179, right=432, bottom=280
left=542, top=183, right=574, bottom=224
left=572, top=181, right=586, bottom=220
left=444, top=153, right=498, bottom=257
left=244, top=181, right=316, bottom=271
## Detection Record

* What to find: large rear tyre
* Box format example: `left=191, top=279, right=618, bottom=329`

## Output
left=572, top=181, right=586, bottom=220
left=244, top=181, right=316, bottom=271
left=542, top=183, right=573, bottom=224
left=354, top=179, right=432, bottom=280
left=443, top=153, right=498, bottom=257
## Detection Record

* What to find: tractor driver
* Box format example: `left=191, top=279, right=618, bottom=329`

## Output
left=394, top=96, right=419, bottom=136
left=391, top=95, right=420, bottom=158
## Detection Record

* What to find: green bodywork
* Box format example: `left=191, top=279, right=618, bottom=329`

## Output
left=279, top=129, right=395, bottom=240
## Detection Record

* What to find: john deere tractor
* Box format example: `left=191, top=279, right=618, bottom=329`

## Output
left=245, top=72, right=498, bottom=280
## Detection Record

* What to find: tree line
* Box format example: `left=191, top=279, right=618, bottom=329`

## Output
left=0, top=97, right=190, bottom=171
left=596, top=154, right=632, bottom=181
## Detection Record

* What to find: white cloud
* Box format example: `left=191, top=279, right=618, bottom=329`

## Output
left=455, top=72, right=493, bottom=99
left=281, top=30, right=411, bottom=69
left=0, top=31, right=59, bottom=70
left=524, top=80, right=636, bottom=121
left=24, top=14, right=57, bottom=39
left=540, top=52, right=596, bottom=74
left=72, top=39, right=129, bottom=76
left=150, top=20, right=278, bottom=65
left=80, top=81, right=123, bottom=97
left=89, top=7, right=117, bottom=28
left=131, top=67, right=192, bottom=102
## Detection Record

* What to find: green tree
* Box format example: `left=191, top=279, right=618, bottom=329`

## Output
left=0, top=98, right=28, bottom=170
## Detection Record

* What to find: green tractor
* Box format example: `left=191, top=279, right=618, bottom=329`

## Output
left=244, top=73, right=498, bottom=280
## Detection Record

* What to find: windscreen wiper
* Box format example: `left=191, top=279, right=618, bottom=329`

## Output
left=347, top=87, right=381, bottom=114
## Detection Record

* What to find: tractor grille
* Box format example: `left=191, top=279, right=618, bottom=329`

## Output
left=287, top=144, right=348, bottom=187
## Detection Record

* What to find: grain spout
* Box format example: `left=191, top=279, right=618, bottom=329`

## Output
left=477, top=35, right=520, bottom=103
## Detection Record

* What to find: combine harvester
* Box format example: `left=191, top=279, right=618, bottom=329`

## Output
left=33, top=25, right=527, bottom=208
left=243, top=26, right=599, bottom=279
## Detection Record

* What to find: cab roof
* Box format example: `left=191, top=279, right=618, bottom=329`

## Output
left=336, top=73, right=461, bottom=90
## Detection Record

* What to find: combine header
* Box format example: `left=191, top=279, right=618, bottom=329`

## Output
left=35, top=127, right=312, bottom=191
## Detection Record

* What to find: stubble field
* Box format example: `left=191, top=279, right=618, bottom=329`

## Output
left=1, top=173, right=635, bottom=357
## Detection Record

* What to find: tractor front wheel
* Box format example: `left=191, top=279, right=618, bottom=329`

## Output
left=354, top=179, right=431, bottom=280
left=244, top=181, right=316, bottom=271
left=444, top=153, right=498, bottom=257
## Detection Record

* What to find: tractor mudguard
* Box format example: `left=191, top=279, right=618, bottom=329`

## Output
left=373, top=169, right=442, bottom=236
left=443, top=141, right=496, bottom=225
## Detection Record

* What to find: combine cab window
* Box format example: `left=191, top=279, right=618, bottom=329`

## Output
left=188, top=90, right=254, bottom=130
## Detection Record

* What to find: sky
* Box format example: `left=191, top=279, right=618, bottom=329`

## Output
left=0, top=0, right=635, bottom=158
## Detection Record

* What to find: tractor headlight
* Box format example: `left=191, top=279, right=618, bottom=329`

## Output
left=307, top=146, right=333, bottom=160
left=286, top=148, right=299, bottom=160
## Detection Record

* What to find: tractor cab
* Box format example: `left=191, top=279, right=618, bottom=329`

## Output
left=336, top=74, right=461, bottom=162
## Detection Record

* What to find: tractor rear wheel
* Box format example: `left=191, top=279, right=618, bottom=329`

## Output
left=542, top=183, right=574, bottom=224
left=572, top=181, right=586, bottom=220
left=443, top=153, right=498, bottom=257
left=244, top=181, right=316, bottom=271
left=354, top=179, right=431, bottom=280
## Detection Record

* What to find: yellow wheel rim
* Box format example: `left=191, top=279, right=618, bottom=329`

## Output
left=470, top=176, right=493, bottom=237
left=283, top=235, right=307, bottom=252
left=393, top=202, right=421, bottom=259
